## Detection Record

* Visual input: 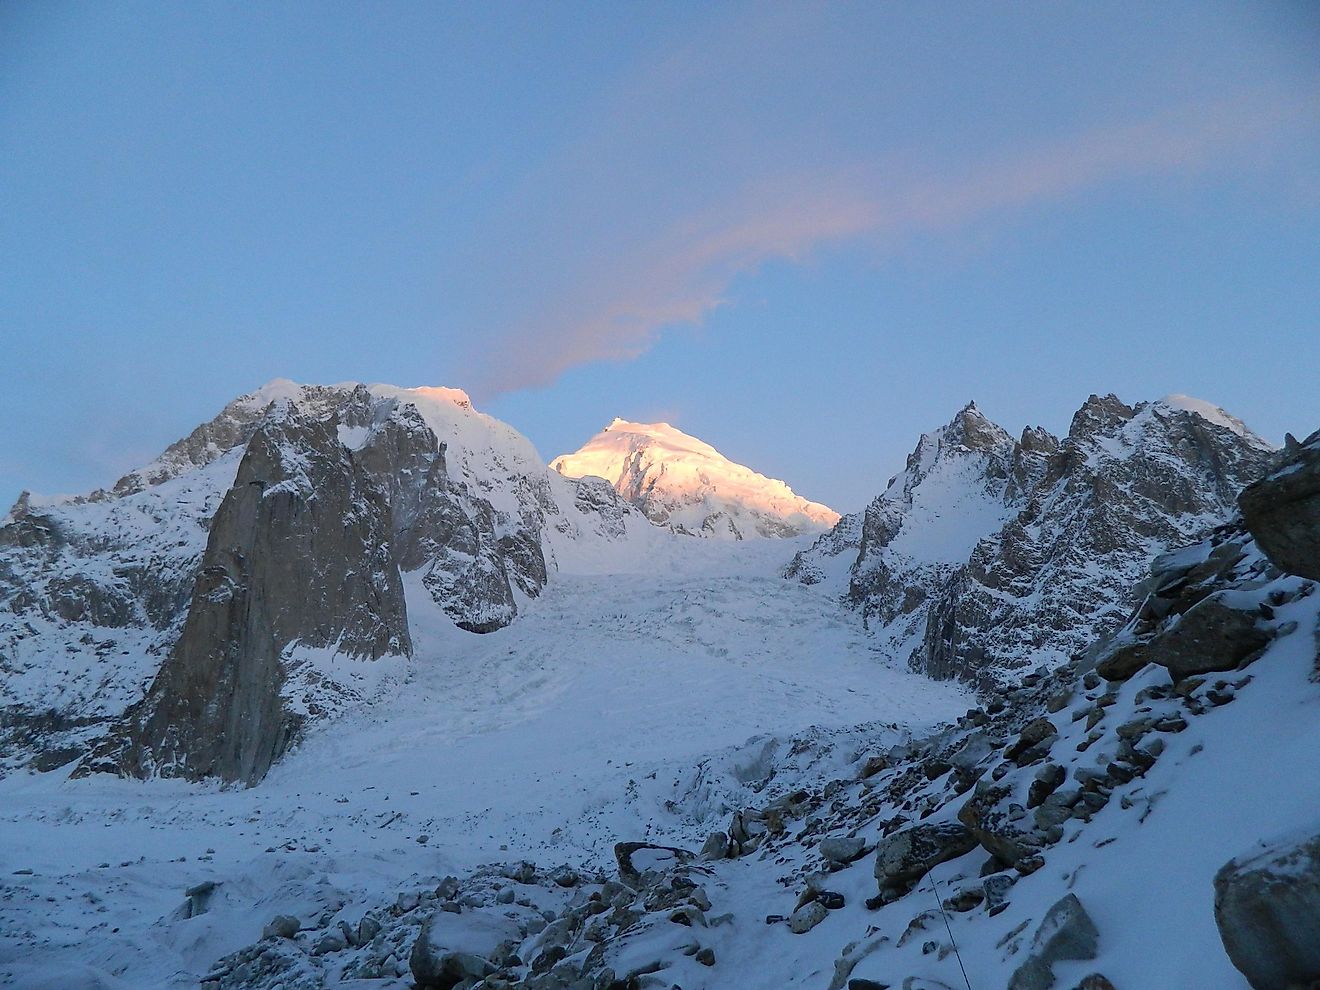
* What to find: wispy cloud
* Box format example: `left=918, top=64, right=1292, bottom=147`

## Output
left=469, top=87, right=1315, bottom=399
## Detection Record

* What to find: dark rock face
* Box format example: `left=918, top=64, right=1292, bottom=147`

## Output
left=791, top=395, right=1276, bottom=688
left=1215, top=830, right=1320, bottom=990
left=82, top=404, right=411, bottom=785
left=360, top=404, right=541, bottom=633
left=1239, top=429, right=1320, bottom=580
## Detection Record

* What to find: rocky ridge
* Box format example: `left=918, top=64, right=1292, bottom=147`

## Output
left=788, top=394, right=1277, bottom=688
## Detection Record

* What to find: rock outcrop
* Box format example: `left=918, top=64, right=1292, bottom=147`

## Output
left=1239, top=428, right=1320, bottom=581
left=81, top=402, right=411, bottom=785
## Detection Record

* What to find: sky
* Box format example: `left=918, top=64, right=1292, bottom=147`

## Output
left=2, top=1, right=1319, bottom=513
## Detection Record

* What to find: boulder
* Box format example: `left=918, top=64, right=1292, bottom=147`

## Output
left=872, top=821, right=977, bottom=903
left=1008, top=893, right=1099, bottom=990
left=613, top=841, right=694, bottom=888
left=1214, top=830, right=1320, bottom=989
left=699, top=831, right=730, bottom=860
left=409, top=911, right=521, bottom=989
left=261, top=915, right=299, bottom=939
left=820, top=835, right=867, bottom=864
left=788, top=900, right=829, bottom=934
left=1239, top=432, right=1320, bottom=580
left=1153, top=593, right=1270, bottom=681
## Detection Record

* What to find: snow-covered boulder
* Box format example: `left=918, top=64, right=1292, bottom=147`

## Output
left=1215, top=828, right=1320, bottom=990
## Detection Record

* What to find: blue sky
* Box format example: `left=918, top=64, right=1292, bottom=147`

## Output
left=2, top=1, right=1318, bottom=511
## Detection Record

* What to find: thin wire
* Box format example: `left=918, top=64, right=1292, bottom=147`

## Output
left=928, top=869, right=972, bottom=990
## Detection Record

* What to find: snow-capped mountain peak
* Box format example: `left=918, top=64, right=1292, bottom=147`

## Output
left=551, top=419, right=839, bottom=540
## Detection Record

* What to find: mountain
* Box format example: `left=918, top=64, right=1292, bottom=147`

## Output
left=1, top=380, right=660, bottom=783
left=3, top=383, right=1318, bottom=990
left=551, top=418, right=839, bottom=540
left=788, top=394, right=1277, bottom=688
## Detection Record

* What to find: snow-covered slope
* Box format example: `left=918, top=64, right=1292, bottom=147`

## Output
left=0, top=535, right=973, bottom=989
left=551, top=419, right=839, bottom=540
left=789, top=394, right=1277, bottom=687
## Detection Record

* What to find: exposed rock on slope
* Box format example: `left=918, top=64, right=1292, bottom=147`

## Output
left=1239, top=427, right=1320, bottom=581
left=789, top=394, right=1276, bottom=687
left=1215, top=829, right=1320, bottom=990
left=552, top=418, right=838, bottom=540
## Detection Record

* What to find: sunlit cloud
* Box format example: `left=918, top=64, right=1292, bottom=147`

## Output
left=470, top=86, right=1316, bottom=399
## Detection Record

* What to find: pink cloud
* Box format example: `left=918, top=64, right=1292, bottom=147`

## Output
left=470, top=88, right=1315, bottom=398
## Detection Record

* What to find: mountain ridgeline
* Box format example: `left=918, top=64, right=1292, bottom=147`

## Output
left=787, top=393, right=1277, bottom=688
left=0, top=383, right=1280, bottom=786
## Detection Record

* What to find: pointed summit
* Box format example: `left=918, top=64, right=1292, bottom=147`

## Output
left=552, top=421, right=837, bottom=540
left=943, top=401, right=1015, bottom=453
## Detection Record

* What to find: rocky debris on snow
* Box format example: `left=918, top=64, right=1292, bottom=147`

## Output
left=1095, top=522, right=1289, bottom=688
left=1214, top=828, right=1320, bottom=990
left=1239, top=428, right=1320, bottom=581
left=195, top=488, right=1315, bottom=990
left=789, top=394, right=1275, bottom=688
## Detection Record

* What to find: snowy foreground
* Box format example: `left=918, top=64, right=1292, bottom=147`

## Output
left=0, top=537, right=970, bottom=989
